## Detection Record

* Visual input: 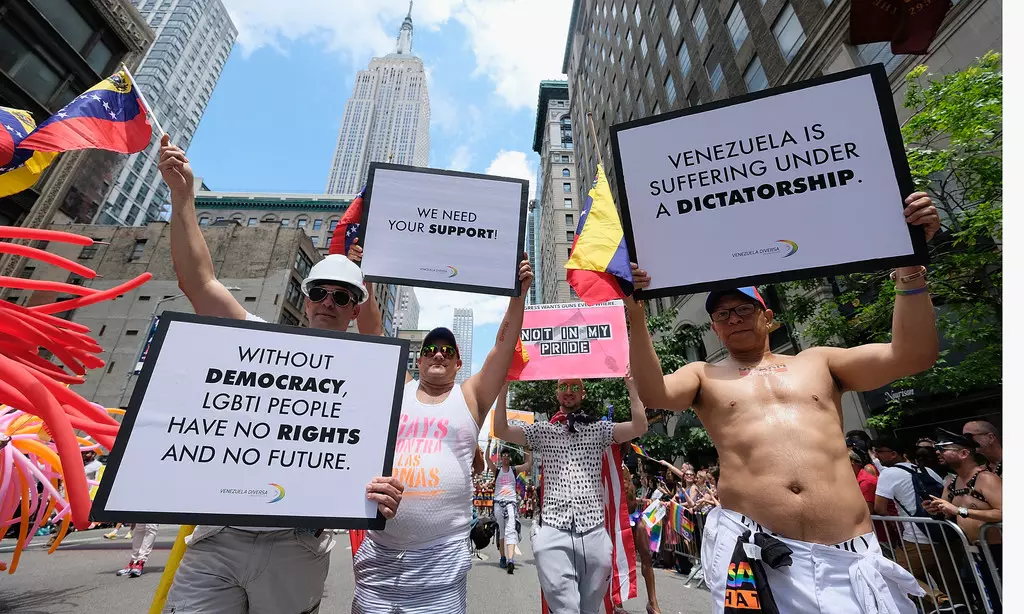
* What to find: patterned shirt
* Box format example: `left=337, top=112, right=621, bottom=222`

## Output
left=524, top=420, right=615, bottom=533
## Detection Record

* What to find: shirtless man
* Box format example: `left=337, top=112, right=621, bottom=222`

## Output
left=628, top=193, right=940, bottom=613
left=961, top=420, right=1002, bottom=476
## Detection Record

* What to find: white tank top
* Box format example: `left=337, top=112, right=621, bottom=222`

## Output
left=369, top=380, right=478, bottom=550
left=495, top=467, right=517, bottom=502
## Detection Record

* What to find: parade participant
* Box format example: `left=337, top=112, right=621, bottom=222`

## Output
left=628, top=193, right=940, bottom=613
left=485, top=426, right=533, bottom=574
left=115, top=524, right=160, bottom=578
left=158, top=136, right=404, bottom=614
left=961, top=420, right=1002, bottom=476
left=346, top=248, right=533, bottom=612
left=494, top=370, right=648, bottom=614
left=622, top=458, right=662, bottom=614
left=925, top=430, right=1003, bottom=548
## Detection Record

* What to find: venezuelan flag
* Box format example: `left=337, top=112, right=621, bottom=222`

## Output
left=18, top=69, right=151, bottom=154
left=565, top=165, right=634, bottom=305
left=0, top=107, right=58, bottom=198
left=328, top=186, right=365, bottom=256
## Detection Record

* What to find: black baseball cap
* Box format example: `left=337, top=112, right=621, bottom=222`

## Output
left=934, top=428, right=979, bottom=450
left=871, top=435, right=904, bottom=455
left=422, top=327, right=460, bottom=357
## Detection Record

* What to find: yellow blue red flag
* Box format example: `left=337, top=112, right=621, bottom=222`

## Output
left=565, top=165, right=634, bottom=305
left=0, top=107, right=57, bottom=198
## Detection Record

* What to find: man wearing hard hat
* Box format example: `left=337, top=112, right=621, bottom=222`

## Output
left=158, top=136, right=404, bottom=613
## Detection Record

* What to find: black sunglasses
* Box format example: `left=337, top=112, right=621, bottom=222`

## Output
left=711, top=303, right=758, bottom=322
left=421, top=344, right=458, bottom=359
left=557, top=383, right=582, bottom=392
left=308, top=286, right=355, bottom=307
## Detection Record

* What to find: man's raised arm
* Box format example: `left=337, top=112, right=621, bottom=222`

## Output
left=344, top=238, right=384, bottom=336
left=464, top=255, right=533, bottom=424
left=160, top=135, right=245, bottom=320
left=491, top=382, right=526, bottom=446
left=612, top=367, right=649, bottom=443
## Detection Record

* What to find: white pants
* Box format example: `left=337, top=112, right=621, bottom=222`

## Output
left=130, top=524, right=160, bottom=563
left=702, top=507, right=923, bottom=614
left=493, top=500, right=519, bottom=546
left=532, top=524, right=612, bottom=614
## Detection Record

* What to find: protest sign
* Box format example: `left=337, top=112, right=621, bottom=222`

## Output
left=610, top=65, right=927, bottom=299
left=92, top=313, right=408, bottom=529
left=510, top=301, right=628, bottom=381
left=358, top=163, right=529, bottom=296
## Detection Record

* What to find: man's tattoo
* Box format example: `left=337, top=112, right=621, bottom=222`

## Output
left=738, top=364, right=788, bottom=376
left=498, top=319, right=510, bottom=342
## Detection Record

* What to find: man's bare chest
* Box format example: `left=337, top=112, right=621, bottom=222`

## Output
left=696, top=357, right=839, bottom=411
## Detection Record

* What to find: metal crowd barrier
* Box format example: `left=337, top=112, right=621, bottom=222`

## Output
left=978, top=522, right=1002, bottom=603
left=871, top=515, right=999, bottom=614
left=672, top=509, right=709, bottom=589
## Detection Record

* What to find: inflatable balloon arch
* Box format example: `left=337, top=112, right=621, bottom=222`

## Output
left=0, top=225, right=151, bottom=573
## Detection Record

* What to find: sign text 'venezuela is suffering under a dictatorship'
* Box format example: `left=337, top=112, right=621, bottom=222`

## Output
left=92, top=313, right=408, bottom=529
left=611, top=66, right=927, bottom=298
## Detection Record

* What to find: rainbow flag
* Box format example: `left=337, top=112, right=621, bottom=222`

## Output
left=0, top=107, right=57, bottom=198
left=648, top=520, right=663, bottom=554
left=18, top=69, right=151, bottom=154
left=565, top=165, right=634, bottom=305
left=630, top=442, right=649, bottom=458
left=681, top=509, right=695, bottom=542
left=328, top=185, right=364, bottom=256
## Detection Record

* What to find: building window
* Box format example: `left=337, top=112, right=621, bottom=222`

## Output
left=639, top=33, right=648, bottom=57
left=855, top=42, right=904, bottom=75
left=727, top=3, right=749, bottom=50
left=637, top=92, right=646, bottom=116
left=707, top=52, right=725, bottom=91
left=646, top=65, right=655, bottom=90
left=313, top=219, right=323, bottom=231
left=688, top=83, right=702, bottom=107
left=281, top=218, right=290, bottom=226
left=131, top=239, right=146, bottom=261
left=665, top=74, right=677, bottom=105
left=563, top=183, right=572, bottom=193
left=138, top=295, right=150, bottom=301
left=626, top=29, right=633, bottom=50
left=657, top=36, right=667, bottom=66
left=294, top=250, right=313, bottom=279
left=18, top=266, right=35, bottom=279
left=285, top=278, right=303, bottom=309
left=247, top=217, right=257, bottom=226
left=79, top=245, right=97, bottom=259
left=329, top=219, right=339, bottom=231
left=653, top=101, right=661, bottom=115
left=567, top=247, right=573, bottom=259
left=692, top=6, right=709, bottom=42
left=633, top=2, right=641, bottom=25
left=678, top=41, right=692, bottom=77
left=125, top=329, right=139, bottom=336
left=279, top=311, right=299, bottom=326
left=773, top=3, right=806, bottom=62
left=198, top=216, right=210, bottom=226
left=565, top=213, right=574, bottom=227
left=744, top=56, right=769, bottom=92
left=297, top=218, right=308, bottom=228
left=560, top=155, right=570, bottom=163
left=668, top=4, right=680, bottom=35
left=562, top=168, right=571, bottom=177
left=311, top=236, right=320, bottom=246
left=566, top=231, right=575, bottom=241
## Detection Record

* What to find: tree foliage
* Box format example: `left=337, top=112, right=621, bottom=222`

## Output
left=779, top=53, right=1002, bottom=429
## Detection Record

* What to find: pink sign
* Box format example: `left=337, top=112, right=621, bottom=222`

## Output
left=511, top=301, right=628, bottom=381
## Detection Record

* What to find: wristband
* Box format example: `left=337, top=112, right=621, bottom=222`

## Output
left=890, top=266, right=927, bottom=284
left=894, top=286, right=929, bottom=296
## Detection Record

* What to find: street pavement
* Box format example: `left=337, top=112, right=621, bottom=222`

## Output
left=0, top=523, right=711, bottom=613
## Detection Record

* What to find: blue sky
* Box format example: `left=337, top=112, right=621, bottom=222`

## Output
left=185, top=0, right=574, bottom=373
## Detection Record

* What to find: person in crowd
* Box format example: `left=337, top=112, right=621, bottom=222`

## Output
left=961, top=420, right=1002, bottom=476
left=849, top=449, right=877, bottom=507
left=924, top=430, right=1002, bottom=610
left=485, top=428, right=533, bottom=574
left=82, top=451, right=102, bottom=482
left=158, top=136, right=404, bottom=613
left=494, top=370, right=648, bottom=614
left=115, top=524, right=160, bottom=578
left=622, top=457, right=662, bottom=614
left=873, top=436, right=967, bottom=612
left=847, top=433, right=879, bottom=477
left=628, top=192, right=940, bottom=614
left=104, top=522, right=129, bottom=540
left=913, top=438, right=943, bottom=473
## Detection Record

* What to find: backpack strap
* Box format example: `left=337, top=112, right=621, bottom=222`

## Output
left=891, top=465, right=921, bottom=516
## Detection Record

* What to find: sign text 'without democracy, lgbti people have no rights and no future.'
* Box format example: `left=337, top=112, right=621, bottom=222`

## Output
left=610, top=65, right=929, bottom=299
left=92, top=313, right=408, bottom=530
left=357, top=163, right=529, bottom=297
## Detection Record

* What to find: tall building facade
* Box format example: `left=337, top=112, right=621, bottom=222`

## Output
left=398, top=329, right=427, bottom=380
left=14, top=222, right=320, bottom=408
left=560, top=0, right=1001, bottom=432
left=452, top=308, right=473, bottom=384
left=95, top=0, right=236, bottom=226
left=532, top=81, right=580, bottom=304
left=0, top=0, right=153, bottom=282
left=525, top=199, right=540, bottom=304
left=395, top=286, right=420, bottom=330
left=325, top=3, right=430, bottom=194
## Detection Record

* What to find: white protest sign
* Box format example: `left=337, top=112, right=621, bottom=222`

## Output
left=359, top=163, right=528, bottom=296
left=93, top=313, right=408, bottom=529
left=611, top=66, right=926, bottom=298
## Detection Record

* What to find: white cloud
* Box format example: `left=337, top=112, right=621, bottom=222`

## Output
left=219, top=0, right=573, bottom=108
left=485, top=149, right=536, bottom=196
left=448, top=145, right=473, bottom=171
left=416, top=289, right=510, bottom=330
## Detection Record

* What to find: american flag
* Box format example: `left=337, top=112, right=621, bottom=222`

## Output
left=327, top=185, right=364, bottom=256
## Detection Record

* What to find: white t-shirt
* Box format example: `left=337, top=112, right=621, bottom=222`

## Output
left=84, top=460, right=103, bottom=482
left=875, top=462, right=943, bottom=544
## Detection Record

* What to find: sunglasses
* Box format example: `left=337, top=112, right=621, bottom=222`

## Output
left=711, top=303, right=758, bottom=322
left=308, top=286, right=355, bottom=307
left=421, top=344, right=458, bottom=359
left=557, top=383, right=582, bottom=392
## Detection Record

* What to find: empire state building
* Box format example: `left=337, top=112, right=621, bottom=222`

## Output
left=326, top=2, right=430, bottom=194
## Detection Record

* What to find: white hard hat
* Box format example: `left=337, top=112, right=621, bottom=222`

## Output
left=301, top=255, right=369, bottom=304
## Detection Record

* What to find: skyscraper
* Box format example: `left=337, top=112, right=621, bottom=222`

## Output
left=95, top=0, right=236, bottom=226
left=395, top=286, right=420, bottom=330
left=325, top=2, right=430, bottom=194
left=452, top=308, right=473, bottom=385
